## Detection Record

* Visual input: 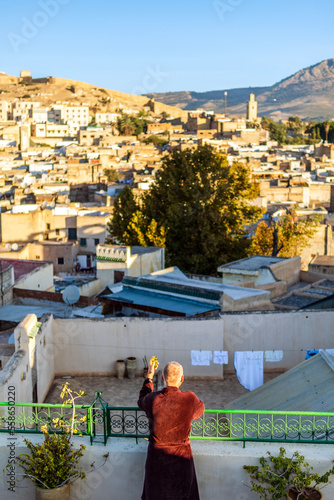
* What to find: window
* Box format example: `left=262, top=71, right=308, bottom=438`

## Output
left=80, top=238, right=87, bottom=247
left=57, top=257, right=64, bottom=265
left=46, top=223, right=51, bottom=230
left=55, top=229, right=60, bottom=235
left=35, top=255, right=40, bottom=260
left=94, top=238, right=99, bottom=246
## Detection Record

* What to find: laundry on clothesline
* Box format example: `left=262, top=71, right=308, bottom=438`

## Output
left=234, top=351, right=263, bottom=391
left=191, top=350, right=212, bottom=366
left=265, top=350, right=283, bottom=362
left=213, top=351, right=228, bottom=365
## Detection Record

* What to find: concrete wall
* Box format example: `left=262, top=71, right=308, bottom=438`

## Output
left=1, top=436, right=334, bottom=500
left=1, top=211, right=48, bottom=243
left=96, top=247, right=164, bottom=287
left=77, top=214, right=110, bottom=254
left=0, top=350, right=31, bottom=403
left=27, top=241, right=79, bottom=274
left=271, top=256, right=301, bottom=286
left=52, top=317, right=224, bottom=379
left=0, top=265, right=14, bottom=305
left=36, top=314, right=54, bottom=403
left=127, top=248, right=165, bottom=277
left=50, top=310, right=334, bottom=377
left=14, top=262, right=54, bottom=291
left=222, top=310, right=334, bottom=373
left=76, top=278, right=103, bottom=297
left=0, top=314, right=55, bottom=404
left=299, top=225, right=333, bottom=270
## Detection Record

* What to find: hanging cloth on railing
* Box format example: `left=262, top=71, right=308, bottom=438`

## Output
left=234, top=351, right=263, bottom=391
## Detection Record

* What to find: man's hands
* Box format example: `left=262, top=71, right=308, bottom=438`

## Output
left=147, top=356, right=159, bottom=380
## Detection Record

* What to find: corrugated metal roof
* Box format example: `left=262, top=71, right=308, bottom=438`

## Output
left=103, top=288, right=220, bottom=316
left=229, top=351, right=334, bottom=412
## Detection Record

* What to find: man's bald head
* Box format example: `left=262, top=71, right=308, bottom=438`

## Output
left=162, top=361, right=184, bottom=387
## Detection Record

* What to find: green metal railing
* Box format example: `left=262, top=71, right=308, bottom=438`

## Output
left=107, top=408, right=334, bottom=445
left=2, top=399, right=334, bottom=446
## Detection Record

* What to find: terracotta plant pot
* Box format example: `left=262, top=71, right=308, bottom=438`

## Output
left=35, top=482, right=70, bottom=500
left=126, top=356, right=137, bottom=379
left=288, top=487, right=323, bottom=500
left=115, top=359, right=126, bottom=379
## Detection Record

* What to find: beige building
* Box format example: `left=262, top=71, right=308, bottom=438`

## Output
left=67, top=160, right=105, bottom=184
left=96, top=244, right=165, bottom=286
left=0, top=101, right=11, bottom=122
left=0, top=241, right=79, bottom=274
left=12, top=101, right=41, bottom=122
left=54, top=105, right=89, bottom=127
left=95, top=113, right=120, bottom=124
left=31, top=123, right=70, bottom=138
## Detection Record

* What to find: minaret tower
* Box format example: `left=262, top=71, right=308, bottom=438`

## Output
left=247, top=93, right=258, bottom=121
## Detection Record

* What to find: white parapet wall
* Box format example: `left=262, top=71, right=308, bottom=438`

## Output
left=1, top=435, right=334, bottom=500
left=52, top=317, right=224, bottom=379
left=51, top=310, right=334, bottom=379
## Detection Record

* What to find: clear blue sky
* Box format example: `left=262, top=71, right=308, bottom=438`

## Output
left=1, top=0, right=334, bottom=94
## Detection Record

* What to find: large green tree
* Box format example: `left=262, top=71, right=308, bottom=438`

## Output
left=107, top=146, right=263, bottom=274
left=106, top=186, right=140, bottom=245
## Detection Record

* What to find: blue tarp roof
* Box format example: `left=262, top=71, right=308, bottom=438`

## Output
left=104, top=288, right=220, bottom=316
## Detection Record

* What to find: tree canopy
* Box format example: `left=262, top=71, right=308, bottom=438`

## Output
left=250, top=210, right=321, bottom=258
left=107, top=146, right=263, bottom=274
left=116, top=112, right=150, bottom=136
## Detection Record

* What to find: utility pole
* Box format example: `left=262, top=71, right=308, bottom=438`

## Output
left=224, top=91, right=227, bottom=117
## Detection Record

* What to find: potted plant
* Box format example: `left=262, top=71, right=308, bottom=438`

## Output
left=243, top=447, right=334, bottom=500
left=9, top=383, right=108, bottom=499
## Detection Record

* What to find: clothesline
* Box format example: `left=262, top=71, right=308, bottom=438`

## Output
left=48, top=342, right=333, bottom=353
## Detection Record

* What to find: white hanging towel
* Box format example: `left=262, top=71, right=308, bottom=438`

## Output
left=234, top=351, right=263, bottom=391
left=265, top=350, right=283, bottom=362
left=326, top=349, right=334, bottom=356
left=191, top=350, right=212, bottom=366
left=213, top=351, right=228, bottom=365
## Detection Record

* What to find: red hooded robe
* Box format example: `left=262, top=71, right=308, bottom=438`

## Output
left=138, top=378, right=205, bottom=500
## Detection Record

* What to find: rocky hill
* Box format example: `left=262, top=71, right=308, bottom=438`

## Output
left=146, top=59, right=334, bottom=121
left=0, top=72, right=186, bottom=118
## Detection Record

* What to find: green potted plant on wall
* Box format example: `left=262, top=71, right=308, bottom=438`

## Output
left=243, top=447, right=334, bottom=500
left=11, top=383, right=108, bottom=500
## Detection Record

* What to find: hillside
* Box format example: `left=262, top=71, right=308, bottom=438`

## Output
left=0, top=72, right=185, bottom=118
left=146, top=59, right=334, bottom=121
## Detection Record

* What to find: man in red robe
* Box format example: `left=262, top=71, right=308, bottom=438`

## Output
left=138, top=359, right=205, bottom=500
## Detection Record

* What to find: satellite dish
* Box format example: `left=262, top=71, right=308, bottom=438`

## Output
left=12, top=243, right=18, bottom=251
left=5, top=243, right=11, bottom=250
left=62, top=285, right=80, bottom=305
left=50, top=201, right=56, bottom=208
left=42, top=201, right=48, bottom=208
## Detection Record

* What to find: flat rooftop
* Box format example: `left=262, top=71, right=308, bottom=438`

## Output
left=218, top=256, right=286, bottom=271
left=44, top=372, right=283, bottom=409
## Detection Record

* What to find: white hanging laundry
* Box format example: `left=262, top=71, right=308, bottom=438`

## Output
left=213, top=351, right=228, bottom=365
left=191, top=350, right=212, bottom=366
left=326, top=349, right=334, bottom=356
left=234, top=351, right=263, bottom=391
left=265, top=350, right=283, bottom=362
